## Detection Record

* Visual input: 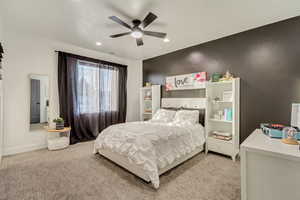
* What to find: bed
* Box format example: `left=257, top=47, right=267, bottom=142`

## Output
left=94, top=98, right=207, bottom=188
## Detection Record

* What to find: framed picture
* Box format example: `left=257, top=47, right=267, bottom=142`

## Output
left=223, top=91, right=233, bottom=102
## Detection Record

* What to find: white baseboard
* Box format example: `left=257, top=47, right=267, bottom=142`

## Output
left=3, top=143, right=47, bottom=156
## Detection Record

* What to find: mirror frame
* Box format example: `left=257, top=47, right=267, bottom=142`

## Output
left=28, top=73, right=51, bottom=131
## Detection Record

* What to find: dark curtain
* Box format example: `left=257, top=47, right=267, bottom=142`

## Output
left=57, top=52, right=127, bottom=144
left=0, top=43, right=4, bottom=62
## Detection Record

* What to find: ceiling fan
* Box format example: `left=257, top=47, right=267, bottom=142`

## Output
left=109, top=12, right=167, bottom=46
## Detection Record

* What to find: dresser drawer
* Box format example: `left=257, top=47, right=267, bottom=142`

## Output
left=207, top=137, right=234, bottom=156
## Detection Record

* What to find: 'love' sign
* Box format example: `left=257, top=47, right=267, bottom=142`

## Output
left=166, top=72, right=207, bottom=91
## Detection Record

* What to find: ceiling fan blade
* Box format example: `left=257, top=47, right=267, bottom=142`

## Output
left=110, top=32, right=131, bottom=38
left=144, top=31, right=167, bottom=38
left=141, top=12, right=157, bottom=28
left=104, top=1, right=134, bottom=20
left=109, top=16, right=132, bottom=30
left=136, top=38, right=144, bottom=46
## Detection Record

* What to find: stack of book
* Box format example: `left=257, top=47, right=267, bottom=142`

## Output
left=211, top=131, right=232, bottom=141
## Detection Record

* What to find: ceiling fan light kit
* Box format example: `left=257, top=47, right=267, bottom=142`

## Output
left=109, top=12, right=168, bottom=46
left=131, top=30, right=143, bottom=39
left=163, top=38, right=170, bottom=42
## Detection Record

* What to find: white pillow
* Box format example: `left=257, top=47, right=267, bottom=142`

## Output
left=151, top=109, right=176, bottom=123
left=173, top=110, right=199, bottom=124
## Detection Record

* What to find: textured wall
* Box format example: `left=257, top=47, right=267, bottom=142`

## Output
left=143, top=16, right=300, bottom=143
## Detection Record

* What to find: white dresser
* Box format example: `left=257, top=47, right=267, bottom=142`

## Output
left=241, top=129, right=300, bottom=200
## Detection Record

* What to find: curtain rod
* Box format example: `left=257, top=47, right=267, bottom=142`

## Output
left=54, top=50, right=127, bottom=68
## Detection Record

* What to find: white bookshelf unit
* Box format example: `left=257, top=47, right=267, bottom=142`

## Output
left=205, top=78, right=240, bottom=161
left=140, top=85, right=161, bottom=121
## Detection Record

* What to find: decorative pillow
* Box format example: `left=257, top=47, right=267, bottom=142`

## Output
left=151, top=109, right=176, bottom=123
left=180, top=108, right=205, bottom=126
left=173, top=110, right=200, bottom=124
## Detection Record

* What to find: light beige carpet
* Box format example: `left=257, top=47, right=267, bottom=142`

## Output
left=0, top=141, right=240, bottom=200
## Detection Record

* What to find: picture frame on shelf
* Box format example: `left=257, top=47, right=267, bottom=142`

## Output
left=223, top=91, right=233, bottom=102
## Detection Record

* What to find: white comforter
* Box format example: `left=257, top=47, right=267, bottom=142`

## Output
left=94, top=121, right=205, bottom=188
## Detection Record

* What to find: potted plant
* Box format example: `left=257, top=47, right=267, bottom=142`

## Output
left=53, top=117, right=65, bottom=130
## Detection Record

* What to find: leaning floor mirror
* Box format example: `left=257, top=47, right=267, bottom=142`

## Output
left=29, top=74, right=50, bottom=130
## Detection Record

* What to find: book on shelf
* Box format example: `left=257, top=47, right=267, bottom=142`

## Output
left=212, top=134, right=232, bottom=141
left=211, top=130, right=231, bottom=137
left=210, top=131, right=232, bottom=141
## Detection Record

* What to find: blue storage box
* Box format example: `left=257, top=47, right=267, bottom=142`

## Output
left=260, top=123, right=300, bottom=140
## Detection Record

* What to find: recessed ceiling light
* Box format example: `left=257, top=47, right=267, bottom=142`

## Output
left=96, top=42, right=102, bottom=46
left=163, top=38, right=170, bottom=43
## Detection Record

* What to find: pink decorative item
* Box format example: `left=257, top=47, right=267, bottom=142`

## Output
left=194, top=72, right=207, bottom=82
left=166, top=83, right=173, bottom=91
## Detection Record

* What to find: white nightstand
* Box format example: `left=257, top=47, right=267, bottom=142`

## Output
left=45, top=127, right=71, bottom=150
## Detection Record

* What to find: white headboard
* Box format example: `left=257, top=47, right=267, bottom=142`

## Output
left=161, top=98, right=207, bottom=109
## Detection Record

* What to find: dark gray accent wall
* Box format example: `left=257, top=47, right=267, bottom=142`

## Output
left=143, top=16, right=300, bottom=143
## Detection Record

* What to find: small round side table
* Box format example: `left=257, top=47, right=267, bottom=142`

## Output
left=45, top=127, right=71, bottom=150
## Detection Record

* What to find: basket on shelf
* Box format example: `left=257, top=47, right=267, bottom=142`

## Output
left=53, top=117, right=65, bottom=130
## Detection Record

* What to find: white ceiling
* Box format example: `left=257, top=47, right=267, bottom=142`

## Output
left=1, top=0, right=300, bottom=60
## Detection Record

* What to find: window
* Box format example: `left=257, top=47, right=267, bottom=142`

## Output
left=76, top=60, right=119, bottom=114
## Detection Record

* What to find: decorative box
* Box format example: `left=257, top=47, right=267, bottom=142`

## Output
left=260, top=123, right=300, bottom=140
left=211, top=73, right=222, bottom=82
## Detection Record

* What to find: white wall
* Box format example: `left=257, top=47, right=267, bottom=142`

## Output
left=2, top=31, right=142, bottom=156
left=126, top=59, right=143, bottom=121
